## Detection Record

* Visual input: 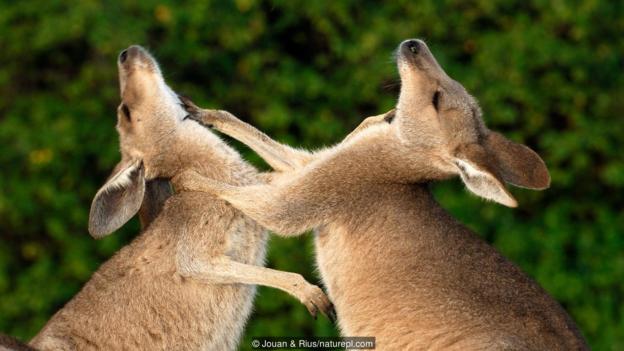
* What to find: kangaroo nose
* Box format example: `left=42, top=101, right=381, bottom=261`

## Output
left=119, top=49, right=128, bottom=63
left=403, top=39, right=422, bottom=54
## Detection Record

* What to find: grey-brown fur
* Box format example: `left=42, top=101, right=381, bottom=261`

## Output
left=28, top=46, right=332, bottom=351
left=176, top=40, right=588, bottom=350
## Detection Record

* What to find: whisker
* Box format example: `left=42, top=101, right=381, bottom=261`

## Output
left=382, top=79, right=401, bottom=92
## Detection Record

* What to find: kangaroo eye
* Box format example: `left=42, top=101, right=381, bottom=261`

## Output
left=432, top=91, right=441, bottom=111
left=121, top=104, right=131, bottom=121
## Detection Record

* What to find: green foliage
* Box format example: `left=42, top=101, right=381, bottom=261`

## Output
left=0, top=1, right=621, bottom=349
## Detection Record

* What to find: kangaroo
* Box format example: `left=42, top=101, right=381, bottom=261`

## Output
left=174, top=39, right=588, bottom=350
left=24, top=45, right=333, bottom=351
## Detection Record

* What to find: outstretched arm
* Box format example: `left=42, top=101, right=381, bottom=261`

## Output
left=177, top=253, right=334, bottom=320
left=174, top=211, right=334, bottom=321
left=202, top=110, right=315, bottom=171
left=180, top=96, right=394, bottom=172
left=181, top=97, right=313, bottom=172
left=173, top=170, right=331, bottom=236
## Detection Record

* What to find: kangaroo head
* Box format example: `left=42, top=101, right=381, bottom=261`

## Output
left=395, top=39, right=550, bottom=207
left=115, top=45, right=191, bottom=175
left=88, top=45, right=188, bottom=238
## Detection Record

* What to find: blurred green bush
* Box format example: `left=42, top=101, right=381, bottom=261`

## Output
left=0, top=1, right=622, bottom=349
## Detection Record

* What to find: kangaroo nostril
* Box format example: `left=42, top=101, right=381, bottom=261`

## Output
left=119, top=49, right=128, bottom=63
left=406, top=40, right=420, bottom=54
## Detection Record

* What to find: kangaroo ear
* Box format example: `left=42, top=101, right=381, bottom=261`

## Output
left=484, top=132, right=550, bottom=190
left=88, top=160, right=146, bottom=238
left=454, top=144, right=518, bottom=208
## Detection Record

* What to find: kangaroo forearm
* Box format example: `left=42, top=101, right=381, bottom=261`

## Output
left=177, top=256, right=334, bottom=319
left=210, top=110, right=314, bottom=171
left=173, top=170, right=325, bottom=236
left=222, top=190, right=324, bottom=236
left=180, top=257, right=298, bottom=292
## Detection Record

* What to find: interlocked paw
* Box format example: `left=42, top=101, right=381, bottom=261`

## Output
left=301, top=284, right=336, bottom=322
left=178, top=95, right=201, bottom=116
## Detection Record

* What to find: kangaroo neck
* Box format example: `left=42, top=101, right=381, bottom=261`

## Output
left=154, top=121, right=258, bottom=185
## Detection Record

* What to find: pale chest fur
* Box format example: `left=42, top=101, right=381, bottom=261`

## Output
left=314, top=220, right=503, bottom=350
left=314, top=223, right=417, bottom=349
left=313, top=188, right=586, bottom=350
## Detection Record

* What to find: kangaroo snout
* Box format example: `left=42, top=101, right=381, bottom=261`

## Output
left=119, top=45, right=147, bottom=64
left=119, top=49, right=128, bottom=63
left=397, top=39, right=445, bottom=76
left=118, top=45, right=158, bottom=71
left=401, top=39, right=426, bottom=55
left=398, top=39, right=429, bottom=63
left=117, top=45, right=163, bottom=100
